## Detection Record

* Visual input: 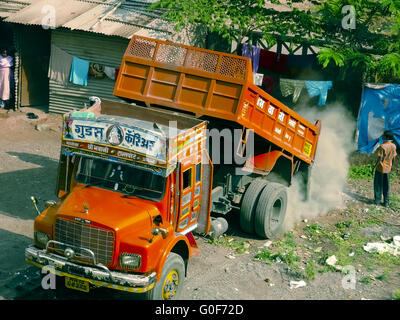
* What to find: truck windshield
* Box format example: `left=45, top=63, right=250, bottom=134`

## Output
left=75, top=156, right=165, bottom=201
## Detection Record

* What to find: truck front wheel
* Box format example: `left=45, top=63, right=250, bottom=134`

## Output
left=145, top=252, right=185, bottom=300
left=254, top=183, right=287, bottom=239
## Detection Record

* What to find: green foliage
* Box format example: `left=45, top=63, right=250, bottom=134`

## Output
left=150, top=0, right=400, bottom=82
left=394, top=289, right=400, bottom=300
left=314, top=0, right=400, bottom=82
left=376, top=270, right=389, bottom=282
left=348, top=164, right=374, bottom=179
left=360, top=275, right=374, bottom=285
left=254, top=233, right=300, bottom=269
left=305, top=260, right=316, bottom=280
left=318, top=48, right=345, bottom=68
left=208, top=236, right=250, bottom=254
left=149, top=0, right=317, bottom=47
left=389, top=194, right=400, bottom=210
left=304, top=223, right=325, bottom=238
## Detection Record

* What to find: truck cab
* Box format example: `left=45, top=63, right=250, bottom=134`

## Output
left=26, top=100, right=212, bottom=299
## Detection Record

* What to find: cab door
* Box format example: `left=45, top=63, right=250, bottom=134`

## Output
left=176, top=157, right=202, bottom=234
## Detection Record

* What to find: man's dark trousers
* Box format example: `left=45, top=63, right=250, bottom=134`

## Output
left=374, top=170, right=390, bottom=205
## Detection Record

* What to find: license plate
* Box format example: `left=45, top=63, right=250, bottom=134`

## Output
left=65, top=276, right=90, bottom=293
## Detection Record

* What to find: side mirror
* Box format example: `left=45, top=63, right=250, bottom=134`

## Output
left=151, top=228, right=168, bottom=239
left=30, top=196, right=41, bottom=216
left=45, top=200, right=57, bottom=208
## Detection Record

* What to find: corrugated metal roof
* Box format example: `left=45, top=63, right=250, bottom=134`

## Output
left=0, top=0, right=31, bottom=18
left=3, top=0, right=176, bottom=40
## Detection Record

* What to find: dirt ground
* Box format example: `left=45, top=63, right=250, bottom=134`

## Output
left=0, top=107, right=399, bottom=301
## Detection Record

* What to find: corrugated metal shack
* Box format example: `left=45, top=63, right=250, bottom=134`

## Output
left=1, top=0, right=205, bottom=113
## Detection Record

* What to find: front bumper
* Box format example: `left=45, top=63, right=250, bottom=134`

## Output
left=25, top=245, right=156, bottom=293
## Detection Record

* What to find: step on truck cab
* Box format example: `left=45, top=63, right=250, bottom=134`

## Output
left=113, top=36, right=321, bottom=239
left=26, top=99, right=212, bottom=299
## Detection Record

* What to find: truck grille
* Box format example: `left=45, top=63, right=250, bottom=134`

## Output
left=55, top=219, right=114, bottom=266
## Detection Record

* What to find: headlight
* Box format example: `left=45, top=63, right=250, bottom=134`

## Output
left=34, top=231, right=50, bottom=248
left=119, top=253, right=141, bottom=269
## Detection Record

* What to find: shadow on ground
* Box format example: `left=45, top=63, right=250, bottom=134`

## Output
left=0, top=152, right=59, bottom=220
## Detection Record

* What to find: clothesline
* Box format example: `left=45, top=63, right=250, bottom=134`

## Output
left=48, top=45, right=119, bottom=86
left=242, top=43, right=333, bottom=106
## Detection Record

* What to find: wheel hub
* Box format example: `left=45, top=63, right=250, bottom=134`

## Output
left=162, top=270, right=179, bottom=300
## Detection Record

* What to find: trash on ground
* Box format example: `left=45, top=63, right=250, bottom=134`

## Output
left=326, top=255, right=338, bottom=266
left=393, top=235, right=400, bottom=247
left=225, top=254, right=236, bottom=259
left=349, top=252, right=355, bottom=257
left=326, top=255, right=343, bottom=271
left=290, top=280, right=307, bottom=289
left=27, top=112, right=39, bottom=119
left=363, top=240, right=400, bottom=256
left=263, top=240, right=273, bottom=248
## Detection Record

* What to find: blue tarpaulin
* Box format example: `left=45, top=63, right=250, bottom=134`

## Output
left=358, top=84, right=400, bottom=153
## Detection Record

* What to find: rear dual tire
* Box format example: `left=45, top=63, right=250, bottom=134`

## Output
left=254, top=182, right=287, bottom=239
left=240, top=178, right=268, bottom=234
left=240, top=179, right=287, bottom=239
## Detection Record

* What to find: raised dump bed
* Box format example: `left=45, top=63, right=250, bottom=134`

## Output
left=114, top=36, right=321, bottom=166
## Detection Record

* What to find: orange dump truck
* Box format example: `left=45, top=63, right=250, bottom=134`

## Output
left=114, top=36, right=321, bottom=237
left=26, top=36, right=320, bottom=299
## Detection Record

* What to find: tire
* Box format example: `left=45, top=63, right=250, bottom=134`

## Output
left=240, top=178, right=267, bottom=234
left=254, top=182, right=287, bottom=239
left=144, top=252, right=185, bottom=300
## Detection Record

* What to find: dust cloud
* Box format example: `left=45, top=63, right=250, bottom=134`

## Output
left=284, top=104, right=357, bottom=231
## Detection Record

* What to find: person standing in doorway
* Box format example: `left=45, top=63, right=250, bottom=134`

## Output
left=0, top=49, right=14, bottom=109
left=373, top=131, right=397, bottom=207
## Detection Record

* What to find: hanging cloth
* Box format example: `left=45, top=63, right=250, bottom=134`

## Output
left=48, top=45, right=73, bottom=84
left=69, top=56, right=90, bottom=86
left=262, top=75, right=278, bottom=94
left=241, top=43, right=261, bottom=74
left=104, top=66, right=116, bottom=80
left=305, top=80, right=333, bottom=106
left=259, top=49, right=287, bottom=73
left=280, top=78, right=305, bottom=103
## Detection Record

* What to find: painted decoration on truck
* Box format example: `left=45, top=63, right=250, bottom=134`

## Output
left=64, top=118, right=167, bottom=161
left=303, top=142, right=313, bottom=157
left=107, top=125, right=124, bottom=146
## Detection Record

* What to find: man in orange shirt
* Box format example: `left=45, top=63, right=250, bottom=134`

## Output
left=373, top=131, right=397, bottom=206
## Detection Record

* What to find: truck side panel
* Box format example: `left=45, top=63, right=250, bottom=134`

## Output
left=239, top=84, right=320, bottom=164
